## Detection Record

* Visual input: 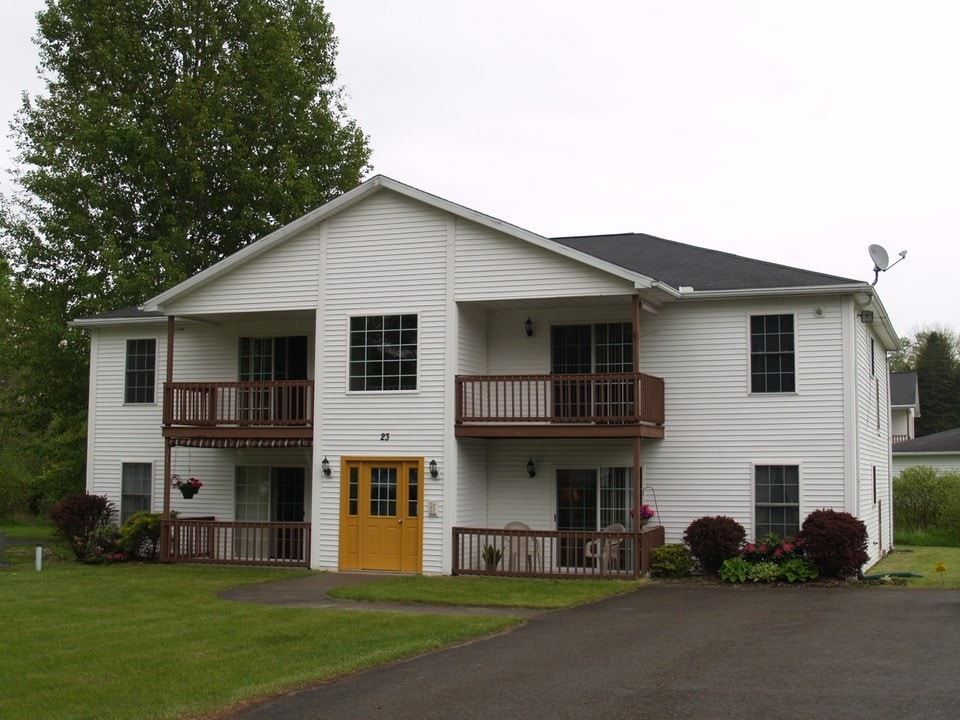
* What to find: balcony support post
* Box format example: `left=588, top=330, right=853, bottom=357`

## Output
left=632, top=295, right=643, bottom=536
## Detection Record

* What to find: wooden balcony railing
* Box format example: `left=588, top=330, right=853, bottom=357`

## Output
left=456, top=372, right=664, bottom=426
left=452, top=525, right=665, bottom=579
left=163, top=380, right=314, bottom=427
left=160, top=519, right=311, bottom=567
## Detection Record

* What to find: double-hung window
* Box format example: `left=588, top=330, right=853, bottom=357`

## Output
left=750, top=315, right=795, bottom=393
left=755, top=465, right=800, bottom=538
left=124, top=339, right=156, bottom=404
left=349, top=314, right=418, bottom=391
left=121, top=463, right=152, bottom=523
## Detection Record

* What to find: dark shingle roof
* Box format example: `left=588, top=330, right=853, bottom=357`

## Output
left=890, top=372, right=919, bottom=407
left=893, top=428, right=960, bottom=453
left=552, top=233, right=859, bottom=291
left=73, top=306, right=163, bottom=323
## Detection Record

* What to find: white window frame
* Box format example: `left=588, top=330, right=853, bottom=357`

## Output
left=123, top=338, right=157, bottom=405
left=747, top=313, right=797, bottom=395
left=752, top=462, right=802, bottom=539
left=120, top=462, right=153, bottom=523
left=347, top=312, right=420, bottom=393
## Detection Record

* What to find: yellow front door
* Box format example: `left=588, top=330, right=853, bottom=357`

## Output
left=339, top=458, right=422, bottom=572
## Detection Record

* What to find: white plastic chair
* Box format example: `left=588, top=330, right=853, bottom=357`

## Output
left=584, top=523, right=626, bottom=572
left=505, top=521, right=542, bottom=572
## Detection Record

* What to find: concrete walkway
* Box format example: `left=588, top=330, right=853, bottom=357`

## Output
left=221, top=580, right=960, bottom=720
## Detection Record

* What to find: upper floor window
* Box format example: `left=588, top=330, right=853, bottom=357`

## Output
left=124, top=339, right=156, bottom=404
left=750, top=314, right=795, bottom=393
left=349, top=314, right=418, bottom=391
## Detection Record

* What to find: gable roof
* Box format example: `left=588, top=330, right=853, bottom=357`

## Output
left=552, top=233, right=858, bottom=292
left=890, top=371, right=920, bottom=409
left=893, top=428, right=960, bottom=454
left=141, top=175, right=673, bottom=312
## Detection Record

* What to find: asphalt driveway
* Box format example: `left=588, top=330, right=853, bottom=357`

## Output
left=225, top=584, right=960, bottom=720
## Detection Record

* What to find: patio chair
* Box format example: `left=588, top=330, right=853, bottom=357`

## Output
left=505, top=521, right=542, bottom=572
left=584, top=523, right=626, bottom=572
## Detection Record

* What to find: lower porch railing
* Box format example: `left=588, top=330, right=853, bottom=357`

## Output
left=452, top=525, right=665, bottom=579
left=161, top=519, right=311, bottom=568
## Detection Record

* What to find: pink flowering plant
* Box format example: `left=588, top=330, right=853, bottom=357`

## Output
left=741, top=533, right=804, bottom=564
left=629, top=504, right=656, bottom=522
left=172, top=475, right=203, bottom=491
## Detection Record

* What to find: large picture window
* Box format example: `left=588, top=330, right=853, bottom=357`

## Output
left=121, top=463, right=151, bottom=523
left=349, top=314, right=418, bottom=391
left=755, top=465, right=800, bottom=538
left=124, top=339, right=156, bottom=404
left=750, top=314, right=795, bottom=393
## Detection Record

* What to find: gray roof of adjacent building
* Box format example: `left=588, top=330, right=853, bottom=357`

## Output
left=893, top=428, right=960, bottom=453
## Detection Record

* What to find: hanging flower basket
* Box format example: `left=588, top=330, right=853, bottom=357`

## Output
left=630, top=504, right=656, bottom=527
left=172, top=474, right=202, bottom=499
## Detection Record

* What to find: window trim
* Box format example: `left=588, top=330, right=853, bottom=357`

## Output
left=748, top=313, right=797, bottom=395
left=752, top=462, right=801, bottom=539
left=124, top=338, right=158, bottom=405
left=346, top=312, right=420, bottom=393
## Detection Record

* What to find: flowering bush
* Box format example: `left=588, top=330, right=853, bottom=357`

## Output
left=741, top=533, right=804, bottom=564
left=718, top=533, right=818, bottom=583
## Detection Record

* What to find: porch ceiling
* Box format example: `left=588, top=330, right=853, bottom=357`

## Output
left=454, top=424, right=665, bottom=439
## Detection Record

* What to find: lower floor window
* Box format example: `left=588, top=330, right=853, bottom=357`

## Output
left=121, top=463, right=152, bottom=523
left=755, top=465, right=800, bottom=538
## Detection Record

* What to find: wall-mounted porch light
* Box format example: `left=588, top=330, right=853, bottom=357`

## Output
left=858, top=311, right=875, bottom=324
left=526, top=458, right=536, bottom=478
left=525, top=317, right=534, bottom=337
left=429, top=459, right=439, bottom=479
left=321, top=456, right=331, bottom=477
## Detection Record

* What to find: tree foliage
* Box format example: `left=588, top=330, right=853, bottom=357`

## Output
left=0, top=1, right=371, bottom=508
left=913, top=331, right=960, bottom=436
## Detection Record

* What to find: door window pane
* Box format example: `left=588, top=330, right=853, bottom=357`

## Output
left=369, top=467, right=398, bottom=517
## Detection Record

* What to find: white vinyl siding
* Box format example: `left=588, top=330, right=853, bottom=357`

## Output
left=162, top=230, right=320, bottom=315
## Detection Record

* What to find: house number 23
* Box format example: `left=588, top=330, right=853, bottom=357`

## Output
left=380, top=433, right=390, bottom=441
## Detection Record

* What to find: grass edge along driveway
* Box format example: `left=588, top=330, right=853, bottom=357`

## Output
left=0, top=560, right=518, bottom=720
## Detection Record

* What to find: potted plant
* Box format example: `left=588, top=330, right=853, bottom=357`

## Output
left=172, top=475, right=203, bottom=499
left=482, top=544, right=502, bottom=572
left=630, top=504, right=656, bottom=527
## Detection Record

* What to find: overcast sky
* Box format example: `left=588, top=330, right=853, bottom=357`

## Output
left=2, top=1, right=957, bottom=338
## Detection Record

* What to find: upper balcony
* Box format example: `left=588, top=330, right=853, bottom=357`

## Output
left=162, top=380, right=314, bottom=442
left=455, top=372, right=665, bottom=439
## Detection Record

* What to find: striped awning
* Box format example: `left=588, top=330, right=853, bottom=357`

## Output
left=169, top=437, right=313, bottom=449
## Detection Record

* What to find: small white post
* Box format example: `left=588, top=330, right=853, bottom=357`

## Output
left=35, top=544, right=43, bottom=572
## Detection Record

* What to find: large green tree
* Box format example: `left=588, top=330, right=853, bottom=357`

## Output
left=912, top=331, right=960, bottom=437
left=0, top=0, right=370, bottom=507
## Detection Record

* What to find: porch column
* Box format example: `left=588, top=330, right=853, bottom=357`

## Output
left=162, top=316, right=175, bottom=522
left=632, top=296, right=642, bottom=528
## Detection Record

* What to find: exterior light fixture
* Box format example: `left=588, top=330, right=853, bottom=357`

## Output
left=858, top=311, right=874, bottom=324
left=525, top=317, right=534, bottom=337
left=321, top=456, right=331, bottom=477
left=526, top=458, right=536, bottom=478
left=429, top=459, right=438, bottom=479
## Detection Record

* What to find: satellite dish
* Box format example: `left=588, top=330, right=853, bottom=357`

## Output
left=868, top=244, right=907, bottom=285
left=869, top=244, right=889, bottom=271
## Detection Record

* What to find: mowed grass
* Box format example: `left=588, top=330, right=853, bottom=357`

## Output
left=867, top=545, right=960, bottom=588
left=328, top=574, right=642, bottom=608
left=0, top=545, right=518, bottom=720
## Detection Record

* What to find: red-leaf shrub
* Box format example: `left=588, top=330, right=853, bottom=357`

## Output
left=800, top=509, right=869, bottom=578
left=49, top=493, right=117, bottom=561
left=683, top=515, right=746, bottom=576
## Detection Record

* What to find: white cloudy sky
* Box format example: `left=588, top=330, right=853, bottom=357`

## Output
left=2, top=1, right=958, bottom=338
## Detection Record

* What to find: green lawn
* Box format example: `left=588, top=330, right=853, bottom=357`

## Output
left=0, top=545, right=518, bottom=720
left=329, top=574, right=642, bottom=608
left=866, top=545, right=960, bottom=588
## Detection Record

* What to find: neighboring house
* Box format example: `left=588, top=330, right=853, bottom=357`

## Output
left=72, top=175, right=899, bottom=573
left=890, top=371, right=920, bottom=444
left=893, top=428, right=960, bottom=476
